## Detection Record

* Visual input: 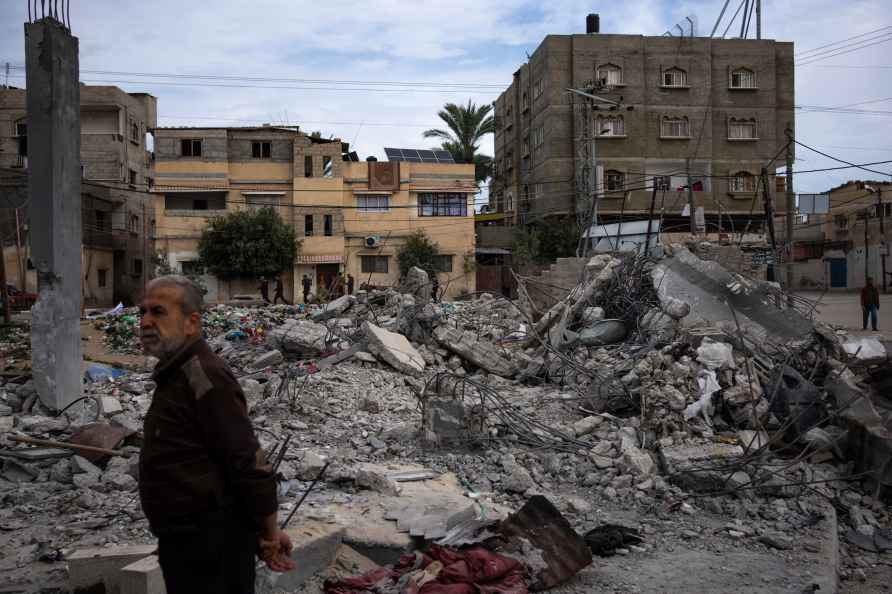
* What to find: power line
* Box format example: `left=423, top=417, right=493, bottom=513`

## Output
left=793, top=140, right=892, bottom=177
left=794, top=25, right=892, bottom=57
left=796, top=34, right=892, bottom=66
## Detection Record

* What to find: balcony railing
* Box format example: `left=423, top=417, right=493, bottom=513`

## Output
left=12, top=155, right=27, bottom=168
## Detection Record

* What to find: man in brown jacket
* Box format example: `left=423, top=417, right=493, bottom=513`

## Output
left=138, top=275, right=294, bottom=593
left=861, top=276, right=880, bottom=331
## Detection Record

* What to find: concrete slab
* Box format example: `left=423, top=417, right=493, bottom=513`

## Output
left=363, top=322, right=425, bottom=376
left=258, top=521, right=345, bottom=592
left=68, top=544, right=157, bottom=594
left=119, top=555, right=166, bottom=594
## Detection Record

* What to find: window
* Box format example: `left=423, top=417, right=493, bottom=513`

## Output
left=730, top=68, right=756, bottom=89
left=252, top=141, right=272, bottom=159
left=14, top=120, right=27, bottom=157
left=128, top=214, right=139, bottom=233
left=532, top=126, right=545, bottom=147
left=130, top=120, right=140, bottom=143
left=655, top=175, right=672, bottom=191
left=730, top=171, right=755, bottom=193
left=181, top=139, right=202, bottom=157
left=432, top=255, right=453, bottom=273
left=522, top=91, right=529, bottom=111
left=597, top=63, right=623, bottom=86
left=97, top=269, right=107, bottom=288
left=356, top=194, right=390, bottom=212
left=880, top=203, right=892, bottom=218
left=661, top=116, right=690, bottom=138
left=129, top=169, right=137, bottom=186
left=322, top=156, right=333, bottom=178
left=522, top=137, right=530, bottom=157
left=95, top=210, right=108, bottom=231
left=533, top=183, right=543, bottom=202
left=775, top=176, right=786, bottom=193
left=323, top=214, right=333, bottom=236
left=605, top=170, right=625, bottom=191
left=662, top=67, right=688, bottom=87
left=133, top=259, right=143, bottom=276
left=834, top=215, right=849, bottom=229
left=193, top=199, right=208, bottom=210
left=304, top=155, right=314, bottom=177
left=361, top=255, right=389, bottom=274
left=729, top=118, right=757, bottom=140
left=596, top=115, right=624, bottom=136
left=245, top=194, right=280, bottom=210
left=304, top=214, right=314, bottom=236
left=506, top=192, right=514, bottom=212
left=533, top=78, right=544, bottom=100
left=181, top=261, right=202, bottom=276
left=164, top=192, right=226, bottom=211
left=418, top=193, right=468, bottom=217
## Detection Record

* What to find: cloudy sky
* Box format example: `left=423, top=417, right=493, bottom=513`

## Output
left=1, top=0, right=890, bottom=198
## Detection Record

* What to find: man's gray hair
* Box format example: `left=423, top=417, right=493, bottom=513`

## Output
left=146, top=275, right=204, bottom=314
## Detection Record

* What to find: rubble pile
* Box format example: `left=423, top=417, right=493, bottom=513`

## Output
left=1, top=254, right=891, bottom=592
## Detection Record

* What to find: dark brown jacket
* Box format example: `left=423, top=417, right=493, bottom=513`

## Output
left=139, top=339, right=277, bottom=533
left=861, top=285, right=880, bottom=308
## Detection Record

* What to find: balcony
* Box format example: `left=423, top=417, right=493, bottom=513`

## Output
left=11, top=155, right=27, bottom=169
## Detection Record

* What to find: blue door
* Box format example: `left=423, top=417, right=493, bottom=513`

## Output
left=828, top=258, right=847, bottom=288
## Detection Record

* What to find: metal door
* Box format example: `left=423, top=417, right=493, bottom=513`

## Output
left=828, top=258, right=847, bottom=288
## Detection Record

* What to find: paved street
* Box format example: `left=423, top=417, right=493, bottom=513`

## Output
left=797, top=291, right=892, bottom=340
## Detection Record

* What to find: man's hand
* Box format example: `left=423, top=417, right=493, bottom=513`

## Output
left=258, top=529, right=295, bottom=572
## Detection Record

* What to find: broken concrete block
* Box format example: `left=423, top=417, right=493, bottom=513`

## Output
left=620, top=446, right=655, bottom=477
left=363, top=322, right=425, bottom=376
left=502, top=464, right=536, bottom=493
left=356, top=468, right=402, bottom=496
left=399, top=267, right=431, bottom=304
left=99, top=396, right=123, bottom=416
left=296, top=450, right=327, bottom=481
left=577, top=320, right=627, bottom=347
left=312, top=295, right=356, bottom=322
left=659, top=442, right=744, bottom=475
left=433, top=326, right=516, bottom=378
left=252, top=349, right=284, bottom=370
left=119, top=555, right=166, bottom=594
left=258, top=521, right=345, bottom=593
left=266, top=319, right=328, bottom=355
left=572, top=415, right=603, bottom=437
left=842, top=337, right=887, bottom=364
left=71, top=455, right=102, bottom=476
left=68, top=544, right=157, bottom=594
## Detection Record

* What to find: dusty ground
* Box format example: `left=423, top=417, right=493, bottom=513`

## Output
left=798, top=291, right=892, bottom=339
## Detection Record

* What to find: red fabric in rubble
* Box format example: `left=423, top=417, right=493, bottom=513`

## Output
left=323, top=545, right=528, bottom=594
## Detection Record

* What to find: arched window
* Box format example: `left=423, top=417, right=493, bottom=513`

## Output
left=730, top=171, right=755, bottom=193
left=730, top=67, right=756, bottom=89
left=506, top=192, right=514, bottom=213
left=660, top=116, right=690, bottom=138
left=596, top=115, right=624, bottom=136
left=728, top=118, right=757, bottom=139
left=662, top=67, right=688, bottom=87
left=605, top=170, right=625, bottom=191
left=597, top=63, right=623, bottom=86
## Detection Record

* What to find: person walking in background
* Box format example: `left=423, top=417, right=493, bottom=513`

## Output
left=430, top=274, right=440, bottom=303
left=273, top=277, right=291, bottom=305
left=347, top=274, right=355, bottom=295
left=861, top=276, right=880, bottom=331
left=301, top=274, right=312, bottom=304
left=257, top=278, right=270, bottom=303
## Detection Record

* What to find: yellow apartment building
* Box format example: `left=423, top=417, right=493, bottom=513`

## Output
left=151, top=126, right=477, bottom=302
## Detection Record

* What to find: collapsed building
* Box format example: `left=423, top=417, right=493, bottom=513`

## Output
left=0, top=242, right=890, bottom=593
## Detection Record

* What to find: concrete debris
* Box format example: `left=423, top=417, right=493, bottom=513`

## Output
left=4, top=241, right=890, bottom=591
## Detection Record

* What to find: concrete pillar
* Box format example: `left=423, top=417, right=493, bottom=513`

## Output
left=25, top=18, right=82, bottom=410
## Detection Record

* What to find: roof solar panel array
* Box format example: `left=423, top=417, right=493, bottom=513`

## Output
left=384, top=147, right=456, bottom=163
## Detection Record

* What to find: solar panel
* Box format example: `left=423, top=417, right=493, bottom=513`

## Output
left=384, top=147, right=457, bottom=164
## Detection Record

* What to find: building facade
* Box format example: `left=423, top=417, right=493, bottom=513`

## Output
left=491, top=22, right=794, bottom=238
left=0, top=84, right=157, bottom=306
left=152, top=126, right=477, bottom=302
left=791, top=180, right=892, bottom=290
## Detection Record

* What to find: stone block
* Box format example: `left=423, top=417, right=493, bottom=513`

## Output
left=433, top=326, right=516, bottom=378
left=68, top=544, right=157, bottom=594
left=120, top=555, right=166, bottom=594
left=258, top=521, right=345, bottom=592
left=99, top=396, right=124, bottom=416
left=363, top=322, right=425, bottom=376
left=252, top=349, right=284, bottom=370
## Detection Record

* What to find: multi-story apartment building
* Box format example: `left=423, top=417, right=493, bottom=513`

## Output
left=152, top=126, right=476, bottom=302
left=791, top=180, right=892, bottom=290
left=0, top=84, right=157, bottom=306
left=491, top=16, right=794, bottom=238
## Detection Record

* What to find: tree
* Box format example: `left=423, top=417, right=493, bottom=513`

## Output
left=511, top=226, right=541, bottom=271
left=423, top=100, right=495, bottom=184
left=151, top=250, right=208, bottom=296
left=197, top=208, right=298, bottom=280
left=396, top=229, right=440, bottom=277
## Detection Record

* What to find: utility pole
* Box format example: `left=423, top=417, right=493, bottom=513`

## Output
left=644, top=184, right=658, bottom=257
left=864, top=209, right=870, bottom=286
left=761, top=167, right=777, bottom=282
left=879, top=188, right=887, bottom=292
left=784, top=126, right=795, bottom=299
left=686, top=158, right=696, bottom=235
left=756, top=0, right=761, bottom=39
left=0, top=244, right=10, bottom=324
left=14, top=209, right=25, bottom=288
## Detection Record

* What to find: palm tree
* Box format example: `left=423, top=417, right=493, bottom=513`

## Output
left=423, top=100, right=495, bottom=184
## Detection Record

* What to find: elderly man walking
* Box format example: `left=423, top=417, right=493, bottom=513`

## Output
left=138, top=275, right=295, bottom=593
left=861, top=276, right=880, bottom=331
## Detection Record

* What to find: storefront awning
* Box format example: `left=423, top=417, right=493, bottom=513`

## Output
left=295, top=255, right=344, bottom=264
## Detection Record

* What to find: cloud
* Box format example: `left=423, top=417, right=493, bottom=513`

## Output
left=1, top=0, right=890, bottom=197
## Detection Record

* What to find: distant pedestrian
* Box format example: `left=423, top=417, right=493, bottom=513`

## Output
left=861, top=276, right=880, bottom=331
left=347, top=274, right=355, bottom=295
left=273, top=277, right=290, bottom=305
left=257, top=278, right=270, bottom=303
left=301, top=274, right=312, bottom=304
left=430, top=274, right=440, bottom=303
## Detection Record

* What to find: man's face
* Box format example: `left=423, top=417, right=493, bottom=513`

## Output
left=139, top=285, right=200, bottom=359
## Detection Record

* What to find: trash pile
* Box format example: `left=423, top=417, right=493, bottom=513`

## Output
left=1, top=242, right=891, bottom=592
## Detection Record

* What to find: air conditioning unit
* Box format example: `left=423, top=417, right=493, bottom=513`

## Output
left=365, top=236, right=381, bottom=248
